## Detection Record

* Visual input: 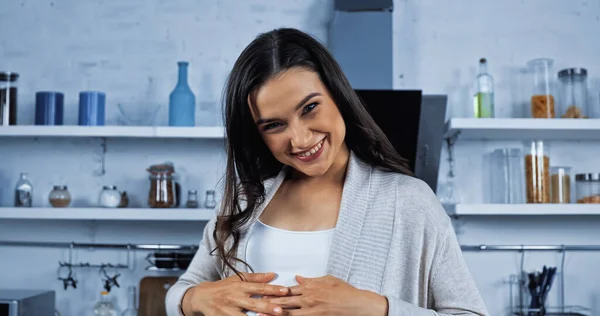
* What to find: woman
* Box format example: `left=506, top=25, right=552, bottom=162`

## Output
left=166, top=28, right=488, bottom=316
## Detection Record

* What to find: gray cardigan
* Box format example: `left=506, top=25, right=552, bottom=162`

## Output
left=166, top=152, right=489, bottom=316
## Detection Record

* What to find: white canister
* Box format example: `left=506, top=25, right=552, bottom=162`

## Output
left=99, top=185, right=121, bottom=208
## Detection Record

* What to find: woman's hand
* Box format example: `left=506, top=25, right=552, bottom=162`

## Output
left=182, top=272, right=290, bottom=316
left=263, top=275, right=388, bottom=316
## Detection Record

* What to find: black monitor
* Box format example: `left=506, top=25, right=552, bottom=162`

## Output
left=354, top=90, right=447, bottom=193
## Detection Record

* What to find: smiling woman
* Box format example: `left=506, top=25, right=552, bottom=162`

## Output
left=165, top=28, right=489, bottom=316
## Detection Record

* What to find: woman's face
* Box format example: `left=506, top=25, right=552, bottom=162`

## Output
left=250, top=67, right=348, bottom=178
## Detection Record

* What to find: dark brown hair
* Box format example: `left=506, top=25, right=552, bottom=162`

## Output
left=214, top=28, right=412, bottom=279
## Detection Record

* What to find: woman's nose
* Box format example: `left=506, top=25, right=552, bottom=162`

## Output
left=290, top=126, right=313, bottom=150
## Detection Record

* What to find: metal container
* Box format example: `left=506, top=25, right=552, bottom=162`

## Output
left=557, top=68, right=589, bottom=118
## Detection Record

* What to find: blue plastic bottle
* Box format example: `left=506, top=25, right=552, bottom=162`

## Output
left=169, top=61, right=196, bottom=126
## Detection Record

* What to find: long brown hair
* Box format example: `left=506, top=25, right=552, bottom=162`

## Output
left=214, top=28, right=412, bottom=279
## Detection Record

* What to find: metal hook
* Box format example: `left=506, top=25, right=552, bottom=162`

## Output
left=518, top=245, right=525, bottom=312
left=560, top=245, right=567, bottom=313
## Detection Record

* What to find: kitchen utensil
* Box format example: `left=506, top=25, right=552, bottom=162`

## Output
left=139, top=276, right=178, bottom=316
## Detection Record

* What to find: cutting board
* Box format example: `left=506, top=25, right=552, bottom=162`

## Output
left=139, top=276, right=178, bottom=316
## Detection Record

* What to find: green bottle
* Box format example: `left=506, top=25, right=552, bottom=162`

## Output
left=473, top=58, right=495, bottom=118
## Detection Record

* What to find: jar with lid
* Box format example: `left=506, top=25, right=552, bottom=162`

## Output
left=557, top=68, right=589, bottom=118
left=550, top=166, right=571, bottom=203
left=524, top=140, right=551, bottom=203
left=575, top=173, right=600, bottom=204
left=186, top=189, right=199, bottom=208
left=204, top=190, right=217, bottom=209
left=99, top=185, right=121, bottom=208
left=49, top=185, right=71, bottom=208
left=527, top=58, right=555, bottom=118
left=148, top=173, right=176, bottom=208
left=0, top=72, right=18, bottom=126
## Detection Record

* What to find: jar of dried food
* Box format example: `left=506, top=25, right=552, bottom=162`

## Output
left=49, top=185, right=71, bottom=207
left=148, top=173, right=176, bottom=208
left=550, top=166, right=571, bottom=203
left=527, top=58, right=555, bottom=118
left=524, top=140, right=551, bottom=203
left=558, top=68, right=589, bottom=118
left=575, top=173, right=600, bottom=204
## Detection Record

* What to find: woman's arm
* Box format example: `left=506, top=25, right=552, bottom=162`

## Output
left=165, top=215, right=221, bottom=316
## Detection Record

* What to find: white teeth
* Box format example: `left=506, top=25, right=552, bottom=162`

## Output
left=297, top=139, right=324, bottom=158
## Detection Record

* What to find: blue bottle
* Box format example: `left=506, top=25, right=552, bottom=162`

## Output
left=169, top=61, right=196, bottom=126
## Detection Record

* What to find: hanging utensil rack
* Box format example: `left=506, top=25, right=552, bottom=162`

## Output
left=462, top=244, right=600, bottom=316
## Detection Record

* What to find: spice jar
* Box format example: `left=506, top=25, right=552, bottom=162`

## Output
left=524, top=140, right=551, bottom=203
left=99, top=185, right=121, bottom=208
left=550, top=166, right=571, bottom=203
left=558, top=68, right=589, bottom=118
left=204, top=190, right=217, bottom=209
left=575, top=173, right=600, bottom=204
left=0, top=72, right=18, bottom=126
left=185, top=190, right=199, bottom=208
left=49, top=185, right=71, bottom=208
left=527, top=58, right=555, bottom=118
left=148, top=173, right=176, bottom=208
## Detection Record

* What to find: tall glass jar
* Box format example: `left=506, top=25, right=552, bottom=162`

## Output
left=490, top=148, right=525, bottom=204
left=527, top=58, right=555, bottom=118
left=148, top=173, right=176, bottom=208
left=524, top=140, right=551, bottom=203
left=550, top=166, right=572, bottom=203
left=557, top=68, right=588, bottom=118
left=0, top=72, right=19, bottom=126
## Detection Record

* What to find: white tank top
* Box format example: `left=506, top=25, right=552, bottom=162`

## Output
left=245, top=220, right=335, bottom=287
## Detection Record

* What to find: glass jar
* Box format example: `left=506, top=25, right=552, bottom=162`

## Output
left=550, top=166, right=571, bottom=203
left=186, top=189, right=199, bottom=208
left=49, top=185, right=71, bottom=208
left=490, top=148, right=525, bottom=204
left=204, top=190, right=217, bottom=209
left=575, top=173, right=600, bottom=204
left=99, top=185, right=121, bottom=208
left=524, top=140, right=551, bottom=203
left=148, top=173, right=176, bottom=208
left=557, top=68, right=588, bottom=118
left=0, top=72, right=19, bottom=126
left=527, top=58, right=555, bottom=118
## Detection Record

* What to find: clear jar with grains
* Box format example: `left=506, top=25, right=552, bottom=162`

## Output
left=575, top=173, right=600, bottom=204
left=550, top=166, right=571, bottom=203
left=148, top=173, right=176, bottom=208
left=527, top=58, right=555, bottom=118
left=558, top=68, right=589, bottom=118
left=49, top=185, right=71, bottom=208
left=524, top=140, right=551, bottom=203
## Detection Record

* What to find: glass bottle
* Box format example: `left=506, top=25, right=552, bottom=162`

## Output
left=169, top=61, right=196, bottom=126
left=186, top=189, right=199, bottom=208
left=93, top=291, right=116, bottom=316
left=49, top=185, right=71, bottom=208
left=472, top=58, right=494, bottom=118
left=527, top=58, right=555, bottom=118
left=524, top=140, right=551, bottom=203
left=120, top=286, right=138, bottom=316
left=0, top=71, right=18, bottom=126
left=15, top=173, right=33, bottom=207
left=204, top=190, right=217, bottom=209
left=557, top=68, right=589, bottom=118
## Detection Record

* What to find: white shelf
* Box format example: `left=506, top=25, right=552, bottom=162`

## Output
left=445, top=204, right=600, bottom=216
left=0, top=126, right=225, bottom=139
left=445, top=118, right=600, bottom=141
left=0, top=207, right=215, bottom=221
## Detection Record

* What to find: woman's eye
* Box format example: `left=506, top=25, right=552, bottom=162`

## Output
left=302, top=102, right=318, bottom=114
left=263, top=122, right=281, bottom=131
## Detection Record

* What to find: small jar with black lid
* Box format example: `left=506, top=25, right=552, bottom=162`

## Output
left=557, top=68, right=589, bottom=118
left=0, top=71, right=19, bottom=125
left=575, top=173, right=600, bottom=204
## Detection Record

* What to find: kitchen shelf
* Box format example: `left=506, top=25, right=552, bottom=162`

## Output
left=444, top=204, right=600, bottom=216
left=0, top=125, right=225, bottom=139
left=0, top=207, right=215, bottom=221
left=444, top=118, right=600, bottom=141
